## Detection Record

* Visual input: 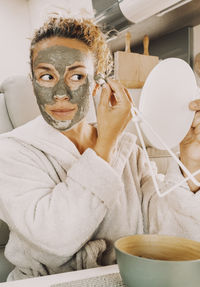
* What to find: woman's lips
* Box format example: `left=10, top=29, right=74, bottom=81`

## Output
left=50, top=108, right=76, bottom=117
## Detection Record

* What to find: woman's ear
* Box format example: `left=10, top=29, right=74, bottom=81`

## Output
left=92, top=83, right=100, bottom=97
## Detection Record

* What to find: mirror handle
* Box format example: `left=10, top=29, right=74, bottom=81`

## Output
left=125, top=32, right=131, bottom=53
left=143, top=35, right=149, bottom=55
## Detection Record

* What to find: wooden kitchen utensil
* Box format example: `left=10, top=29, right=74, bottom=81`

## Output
left=140, top=35, right=159, bottom=84
left=114, top=33, right=159, bottom=88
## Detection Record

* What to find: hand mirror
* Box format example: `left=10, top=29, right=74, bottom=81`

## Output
left=139, top=58, right=198, bottom=150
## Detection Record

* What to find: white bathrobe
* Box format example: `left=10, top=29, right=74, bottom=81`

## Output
left=0, top=116, right=200, bottom=281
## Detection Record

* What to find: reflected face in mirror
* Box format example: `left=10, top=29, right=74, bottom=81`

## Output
left=32, top=37, right=95, bottom=130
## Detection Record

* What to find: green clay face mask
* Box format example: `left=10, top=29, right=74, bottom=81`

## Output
left=32, top=45, right=94, bottom=130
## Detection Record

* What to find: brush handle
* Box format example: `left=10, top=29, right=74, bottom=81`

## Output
left=143, top=35, right=149, bottom=55
left=125, top=32, right=131, bottom=53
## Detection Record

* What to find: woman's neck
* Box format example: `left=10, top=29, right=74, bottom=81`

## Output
left=61, top=119, right=97, bottom=154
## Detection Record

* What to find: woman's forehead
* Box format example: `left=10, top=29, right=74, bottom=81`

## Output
left=32, top=37, right=92, bottom=63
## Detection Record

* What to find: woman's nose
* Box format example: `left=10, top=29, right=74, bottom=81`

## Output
left=53, top=94, right=70, bottom=101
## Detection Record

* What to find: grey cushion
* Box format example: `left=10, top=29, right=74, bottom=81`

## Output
left=0, top=93, right=14, bottom=281
left=0, top=222, right=14, bottom=282
left=0, top=221, right=10, bottom=247
left=0, top=248, right=14, bottom=282
left=0, top=94, right=13, bottom=133
left=0, top=75, right=40, bottom=128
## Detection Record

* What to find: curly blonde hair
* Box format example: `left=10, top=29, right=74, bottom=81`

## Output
left=30, top=17, right=113, bottom=77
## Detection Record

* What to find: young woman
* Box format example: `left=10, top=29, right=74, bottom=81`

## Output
left=0, top=17, right=200, bottom=281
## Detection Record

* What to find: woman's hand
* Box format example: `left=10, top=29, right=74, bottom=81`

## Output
left=93, top=78, right=132, bottom=162
left=180, top=99, right=200, bottom=192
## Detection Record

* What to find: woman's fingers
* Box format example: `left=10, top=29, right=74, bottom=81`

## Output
left=99, top=78, right=133, bottom=109
left=189, top=100, right=200, bottom=111
left=194, top=124, right=200, bottom=135
left=95, top=78, right=133, bottom=161
left=106, top=78, right=130, bottom=104
left=99, top=84, right=112, bottom=107
left=192, top=111, right=200, bottom=128
left=185, top=111, right=200, bottom=142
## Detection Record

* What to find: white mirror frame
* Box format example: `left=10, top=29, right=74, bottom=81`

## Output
left=131, top=58, right=200, bottom=197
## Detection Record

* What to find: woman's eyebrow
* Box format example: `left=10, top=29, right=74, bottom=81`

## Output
left=36, top=66, right=52, bottom=71
left=68, top=65, right=86, bottom=71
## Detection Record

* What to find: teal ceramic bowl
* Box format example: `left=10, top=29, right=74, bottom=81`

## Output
left=114, top=234, right=200, bottom=287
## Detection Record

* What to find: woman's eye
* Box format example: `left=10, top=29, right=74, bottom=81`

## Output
left=70, top=74, right=84, bottom=81
left=40, top=74, right=54, bottom=81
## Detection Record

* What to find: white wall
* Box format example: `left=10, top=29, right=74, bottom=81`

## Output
left=0, top=0, right=31, bottom=82
left=28, top=0, right=94, bottom=33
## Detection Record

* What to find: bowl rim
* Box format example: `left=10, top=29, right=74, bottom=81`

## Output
left=114, top=234, right=200, bottom=264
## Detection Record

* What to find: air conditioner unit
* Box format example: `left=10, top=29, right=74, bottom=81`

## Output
left=92, top=0, right=192, bottom=35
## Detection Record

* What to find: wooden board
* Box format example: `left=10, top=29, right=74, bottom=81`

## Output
left=114, top=34, right=159, bottom=89
left=114, top=51, right=142, bottom=88
left=139, top=54, right=159, bottom=83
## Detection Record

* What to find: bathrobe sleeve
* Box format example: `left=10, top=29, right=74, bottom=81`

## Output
left=136, top=145, right=200, bottom=241
left=0, top=137, right=122, bottom=257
